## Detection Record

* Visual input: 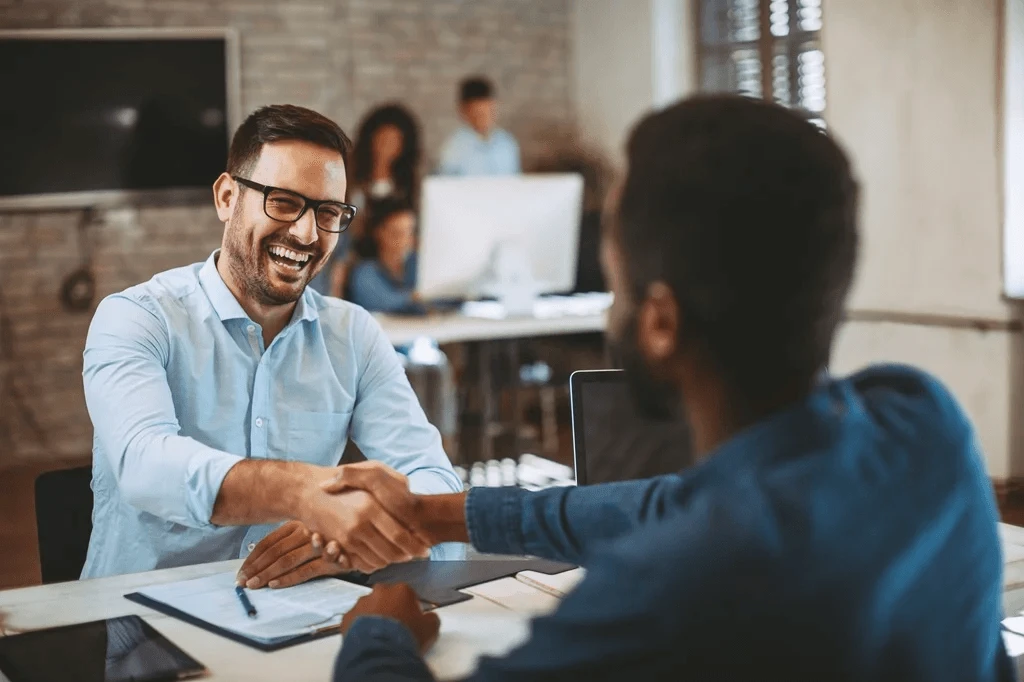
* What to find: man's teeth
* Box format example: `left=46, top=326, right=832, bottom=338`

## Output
left=268, top=245, right=310, bottom=264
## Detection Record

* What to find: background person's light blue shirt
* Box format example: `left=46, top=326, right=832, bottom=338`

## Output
left=437, top=125, right=521, bottom=176
left=81, top=251, right=461, bottom=579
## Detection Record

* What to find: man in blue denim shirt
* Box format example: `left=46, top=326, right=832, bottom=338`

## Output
left=308, top=96, right=1011, bottom=680
left=81, top=105, right=460, bottom=580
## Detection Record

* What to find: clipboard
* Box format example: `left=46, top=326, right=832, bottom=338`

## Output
left=124, top=555, right=575, bottom=652
left=123, top=591, right=344, bottom=652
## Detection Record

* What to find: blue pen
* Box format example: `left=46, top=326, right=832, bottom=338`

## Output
left=235, top=585, right=258, bottom=619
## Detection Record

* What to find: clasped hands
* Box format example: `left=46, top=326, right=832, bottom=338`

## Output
left=237, top=461, right=431, bottom=590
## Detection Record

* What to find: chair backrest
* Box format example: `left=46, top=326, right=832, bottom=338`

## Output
left=34, top=466, right=93, bottom=584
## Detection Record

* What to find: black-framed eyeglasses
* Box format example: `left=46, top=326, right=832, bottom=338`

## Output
left=232, top=176, right=357, bottom=234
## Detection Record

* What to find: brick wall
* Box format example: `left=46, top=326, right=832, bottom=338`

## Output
left=0, top=0, right=576, bottom=464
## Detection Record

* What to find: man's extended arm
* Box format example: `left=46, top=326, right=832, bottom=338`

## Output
left=84, top=294, right=429, bottom=572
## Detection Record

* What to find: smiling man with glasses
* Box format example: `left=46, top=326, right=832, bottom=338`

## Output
left=80, top=104, right=461, bottom=580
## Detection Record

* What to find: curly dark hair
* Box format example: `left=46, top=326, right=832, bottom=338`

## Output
left=350, top=103, right=422, bottom=206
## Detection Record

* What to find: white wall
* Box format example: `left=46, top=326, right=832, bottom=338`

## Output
left=572, top=0, right=696, bottom=164
left=825, top=0, right=1024, bottom=479
left=572, top=0, right=1024, bottom=479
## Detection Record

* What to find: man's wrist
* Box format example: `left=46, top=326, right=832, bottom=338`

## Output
left=416, top=492, right=469, bottom=545
left=292, top=463, right=336, bottom=522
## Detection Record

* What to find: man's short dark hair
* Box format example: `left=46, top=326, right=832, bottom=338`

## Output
left=226, top=104, right=352, bottom=177
left=616, top=95, right=859, bottom=402
left=459, top=76, right=495, bottom=104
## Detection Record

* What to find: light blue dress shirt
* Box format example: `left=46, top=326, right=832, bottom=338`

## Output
left=81, top=251, right=461, bottom=578
left=437, top=125, right=521, bottom=176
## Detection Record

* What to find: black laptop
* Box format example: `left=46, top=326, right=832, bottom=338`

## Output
left=569, top=369, right=694, bottom=485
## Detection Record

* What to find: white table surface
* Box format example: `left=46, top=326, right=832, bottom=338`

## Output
left=376, top=311, right=606, bottom=347
left=4, top=523, right=1021, bottom=681
left=0, top=560, right=575, bottom=682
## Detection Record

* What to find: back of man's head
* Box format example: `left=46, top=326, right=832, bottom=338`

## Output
left=616, top=95, right=859, bottom=404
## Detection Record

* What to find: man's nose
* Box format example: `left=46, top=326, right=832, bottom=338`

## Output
left=290, top=209, right=319, bottom=246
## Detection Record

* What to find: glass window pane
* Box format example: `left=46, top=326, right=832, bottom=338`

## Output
left=797, top=0, right=823, bottom=32
left=700, top=49, right=763, bottom=99
left=770, top=0, right=790, bottom=37
left=772, top=43, right=792, bottom=107
left=797, top=42, right=826, bottom=113
left=700, top=0, right=761, bottom=45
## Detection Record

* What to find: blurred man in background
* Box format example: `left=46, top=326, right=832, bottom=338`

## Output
left=438, top=76, right=520, bottom=176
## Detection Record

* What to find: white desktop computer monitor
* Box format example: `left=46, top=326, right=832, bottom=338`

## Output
left=416, top=174, right=584, bottom=301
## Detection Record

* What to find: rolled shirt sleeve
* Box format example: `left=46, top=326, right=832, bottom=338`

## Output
left=83, top=293, right=243, bottom=528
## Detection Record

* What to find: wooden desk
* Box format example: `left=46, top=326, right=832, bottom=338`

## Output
left=0, top=560, right=566, bottom=681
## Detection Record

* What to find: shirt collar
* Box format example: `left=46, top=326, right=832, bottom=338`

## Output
left=199, top=250, right=250, bottom=322
left=197, top=250, right=321, bottom=326
left=461, top=123, right=494, bottom=143
left=691, top=377, right=853, bottom=479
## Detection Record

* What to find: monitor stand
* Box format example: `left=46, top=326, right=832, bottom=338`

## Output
left=477, top=241, right=543, bottom=317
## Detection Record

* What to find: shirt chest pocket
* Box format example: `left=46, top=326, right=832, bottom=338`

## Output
left=284, top=409, right=351, bottom=465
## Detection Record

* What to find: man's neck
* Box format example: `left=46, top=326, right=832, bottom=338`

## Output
left=216, top=254, right=295, bottom=347
left=683, top=369, right=816, bottom=459
left=467, top=124, right=492, bottom=141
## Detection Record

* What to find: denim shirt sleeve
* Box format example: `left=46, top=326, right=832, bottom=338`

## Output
left=349, top=309, right=461, bottom=495
left=82, top=294, right=244, bottom=528
left=333, top=617, right=435, bottom=681
left=333, top=477, right=693, bottom=681
left=465, top=475, right=687, bottom=564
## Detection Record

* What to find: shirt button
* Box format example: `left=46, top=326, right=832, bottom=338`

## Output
left=247, top=325, right=256, bottom=334
left=255, top=417, right=264, bottom=428
left=247, top=543, right=256, bottom=552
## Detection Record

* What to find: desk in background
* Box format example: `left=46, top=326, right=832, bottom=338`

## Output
left=375, top=309, right=607, bottom=347
left=377, top=307, right=609, bottom=463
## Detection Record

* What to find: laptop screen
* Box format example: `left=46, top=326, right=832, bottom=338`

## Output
left=570, top=370, right=694, bottom=485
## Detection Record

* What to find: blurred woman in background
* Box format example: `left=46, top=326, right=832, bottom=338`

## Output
left=308, top=103, right=423, bottom=297
left=347, top=199, right=423, bottom=315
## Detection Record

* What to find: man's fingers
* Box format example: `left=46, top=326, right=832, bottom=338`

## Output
left=238, top=522, right=307, bottom=584
left=421, top=612, right=442, bottom=652
left=247, top=544, right=319, bottom=589
left=368, top=511, right=431, bottom=560
left=266, top=558, right=347, bottom=589
left=346, top=537, right=392, bottom=574
left=320, top=465, right=417, bottom=523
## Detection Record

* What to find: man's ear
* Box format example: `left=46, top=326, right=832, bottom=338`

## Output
left=213, top=173, right=236, bottom=223
left=636, top=281, right=679, bottom=363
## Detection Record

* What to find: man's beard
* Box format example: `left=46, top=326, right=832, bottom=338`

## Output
left=222, top=205, right=326, bottom=307
left=608, top=312, right=682, bottom=421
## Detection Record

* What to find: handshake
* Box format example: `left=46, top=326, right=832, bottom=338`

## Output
left=237, top=461, right=466, bottom=591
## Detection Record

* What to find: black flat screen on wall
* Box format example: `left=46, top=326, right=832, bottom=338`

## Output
left=0, top=31, right=234, bottom=209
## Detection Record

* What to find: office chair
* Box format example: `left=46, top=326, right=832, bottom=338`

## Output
left=34, top=466, right=93, bottom=584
